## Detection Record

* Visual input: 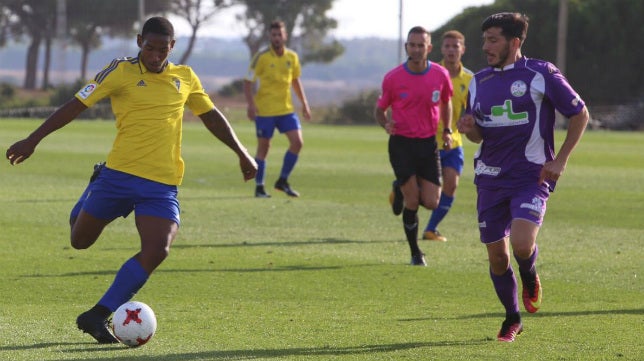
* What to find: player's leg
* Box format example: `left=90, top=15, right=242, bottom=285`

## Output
left=478, top=188, right=522, bottom=342
left=424, top=147, right=463, bottom=241
left=69, top=163, right=122, bottom=249
left=399, top=176, right=426, bottom=266
left=274, top=114, right=303, bottom=197
left=417, top=138, right=441, bottom=211
left=509, top=184, right=547, bottom=314
left=254, top=116, right=276, bottom=198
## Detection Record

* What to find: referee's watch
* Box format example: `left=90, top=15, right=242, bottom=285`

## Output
left=443, top=127, right=453, bottom=134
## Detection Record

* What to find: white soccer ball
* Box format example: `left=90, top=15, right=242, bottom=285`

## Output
left=112, top=301, right=157, bottom=347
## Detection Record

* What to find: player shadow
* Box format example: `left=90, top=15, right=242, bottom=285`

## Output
left=171, top=237, right=392, bottom=250
left=399, top=308, right=644, bottom=322
left=45, top=339, right=489, bottom=360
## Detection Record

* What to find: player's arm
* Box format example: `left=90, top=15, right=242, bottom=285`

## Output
left=440, top=98, right=453, bottom=148
left=198, top=107, right=257, bottom=181
left=457, top=114, right=482, bottom=143
left=538, top=105, right=589, bottom=184
left=374, top=105, right=395, bottom=135
left=242, top=79, right=257, bottom=121
left=6, top=97, right=87, bottom=165
left=292, top=78, right=311, bottom=121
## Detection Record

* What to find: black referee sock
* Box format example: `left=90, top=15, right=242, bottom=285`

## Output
left=402, top=208, right=421, bottom=255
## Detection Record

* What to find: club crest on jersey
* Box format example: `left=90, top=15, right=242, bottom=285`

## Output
left=510, top=80, right=527, bottom=97
left=172, top=78, right=181, bottom=91
left=432, top=90, right=440, bottom=103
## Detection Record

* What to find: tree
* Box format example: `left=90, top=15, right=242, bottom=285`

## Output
left=2, top=0, right=56, bottom=89
left=430, top=0, right=644, bottom=105
left=170, top=0, right=235, bottom=64
left=66, top=0, right=173, bottom=81
left=236, top=0, right=343, bottom=64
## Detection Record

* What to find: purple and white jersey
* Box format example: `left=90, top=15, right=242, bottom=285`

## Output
left=466, top=57, right=585, bottom=191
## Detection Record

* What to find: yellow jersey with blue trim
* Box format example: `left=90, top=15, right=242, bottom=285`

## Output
left=245, top=46, right=302, bottom=117
left=75, top=57, right=215, bottom=185
left=438, top=60, right=473, bottom=149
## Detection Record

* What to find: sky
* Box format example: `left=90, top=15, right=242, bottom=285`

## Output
left=171, top=0, right=494, bottom=39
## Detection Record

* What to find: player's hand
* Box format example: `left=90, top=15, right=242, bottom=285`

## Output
left=538, top=159, right=566, bottom=185
left=302, top=105, right=312, bottom=121
left=6, top=138, right=36, bottom=165
left=246, top=105, right=257, bottom=121
left=239, top=153, right=258, bottom=181
left=457, top=114, right=475, bottom=134
left=442, top=133, right=453, bottom=150
left=384, top=119, right=396, bottom=135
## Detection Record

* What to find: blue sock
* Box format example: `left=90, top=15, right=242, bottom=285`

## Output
left=279, top=151, right=299, bottom=179
left=98, top=257, right=149, bottom=312
left=425, top=192, right=454, bottom=232
left=490, top=266, right=519, bottom=315
left=255, top=158, right=266, bottom=185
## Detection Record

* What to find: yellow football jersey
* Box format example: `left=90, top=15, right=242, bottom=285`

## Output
left=438, top=61, right=473, bottom=149
left=245, top=47, right=302, bottom=116
left=75, top=57, right=215, bottom=185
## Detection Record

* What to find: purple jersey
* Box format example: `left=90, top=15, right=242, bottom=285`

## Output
left=466, top=57, right=585, bottom=190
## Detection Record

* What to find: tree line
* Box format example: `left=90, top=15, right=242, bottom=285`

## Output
left=1, top=0, right=642, bottom=108
left=0, top=0, right=343, bottom=90
left=431, top=0, right=643, bottom=105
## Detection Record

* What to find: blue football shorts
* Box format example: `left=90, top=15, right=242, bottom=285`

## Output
left=255, top=113, right=301, bottom=139
left=476, top=183, right=550, bottom=244
left=70, top=167, right=180, bottom=225
left=439, top=146, right=464, bottom=175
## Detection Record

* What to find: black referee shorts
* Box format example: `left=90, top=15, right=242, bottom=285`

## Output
left=388, top=135, right=441, bottom=186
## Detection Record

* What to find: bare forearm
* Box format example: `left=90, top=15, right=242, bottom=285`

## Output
left=556, top=106, right=589, bottom=163
left=292, top=79, right=309, bottom=108
left=200, top=108, right=248, bottom=156
left=441, top=101, right=452, bottom=129
left=29, top=98, right=86, bottom=144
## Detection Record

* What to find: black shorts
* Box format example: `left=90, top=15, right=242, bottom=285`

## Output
left=388, top=135, right=441, bottom=186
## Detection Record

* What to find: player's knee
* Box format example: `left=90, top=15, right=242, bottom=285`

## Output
left=70, top=235, right=95, bottom=250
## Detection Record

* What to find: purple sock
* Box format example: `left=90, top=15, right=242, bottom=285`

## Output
left=490, top=267, right=519, bottom=315
left=515, top=244, right=539, bottom=273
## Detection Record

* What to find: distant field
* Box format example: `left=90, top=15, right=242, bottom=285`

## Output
left=0, top=119, right=642, bottom=360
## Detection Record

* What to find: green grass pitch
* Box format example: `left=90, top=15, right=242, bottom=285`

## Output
left=0, top=118, right=642, bottom=360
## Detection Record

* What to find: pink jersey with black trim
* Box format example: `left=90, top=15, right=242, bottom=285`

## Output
left=377, top=61, right=452, bottom=139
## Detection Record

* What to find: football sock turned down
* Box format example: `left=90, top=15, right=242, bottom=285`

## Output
left=425, top=192, right=454, bottom=232
left=515, top=244, right=539, bottom=274
left=402, top=208, right=420, bottom=255
left=490, top=266, right=520, bottom=316
left=98, top=257, right=149, bottom=312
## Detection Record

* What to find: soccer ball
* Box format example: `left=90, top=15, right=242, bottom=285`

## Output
left=112, top=301, right=157, bottom=347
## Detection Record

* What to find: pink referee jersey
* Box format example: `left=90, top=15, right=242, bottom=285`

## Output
left=377, top=61, right=452, bottom=139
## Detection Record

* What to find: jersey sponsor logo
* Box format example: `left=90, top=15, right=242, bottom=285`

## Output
left=432, top=90, right=440, bottom=103
left=478, top=99, right=529, bottom=127
left=137, top=80, right=146, bottom=87
left=510, top=81, right=527, bottom=97
left=478, top=221, right=487, bottom=228
left=77, top=83, right=96, bottom=99
left=474, top=160, right=501, bottom=176
left=520, top=197, right=545, bottom=214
